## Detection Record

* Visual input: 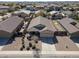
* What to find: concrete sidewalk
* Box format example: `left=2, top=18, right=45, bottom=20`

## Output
left=0, top=51, right=33, bottom=58
left=0, top=51, right=79, bottom=57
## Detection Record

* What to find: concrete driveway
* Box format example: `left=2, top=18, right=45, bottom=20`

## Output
left=55, top=36, right=79, bottom=51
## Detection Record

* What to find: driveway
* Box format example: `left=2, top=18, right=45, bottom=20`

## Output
left=41, top=37, right=56, bottom=51
left=55, top=36, right=79, bottom=51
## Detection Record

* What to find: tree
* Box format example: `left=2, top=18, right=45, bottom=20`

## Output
left=69, top=13, right=79, bottom=22
left=35, top=10, right=46, bottom=17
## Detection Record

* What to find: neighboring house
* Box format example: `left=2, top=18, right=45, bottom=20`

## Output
left=35, top=4, right=46, bottom=10
left=27, top=16, right=57, bottom=38
left=62, top=11, right=72, bottom=16
left=0, top=16, right=24, bottom=39
left=20, top=9, right=31, bottom=15
left=49, top=11, right=59, bottom=15
left=0, top=5, right=10, bottom=12
left=58, top=17, right=79, bottom=37
left=49, top=13, right=65, bottom=20
left=59, top=17, right=79, bottom=29
left=12, top=11, right=30, bottom=21
left=13, top=9, right=31, bottom=16
left=48, top=11, right=65, bottom=19
left=26, top=6, right=37, bottom=13
left=47, top=4, right=62, bottom=11
left=52, top=13, right=65, bottom=19
left=35, top=10, right=46, bottom=17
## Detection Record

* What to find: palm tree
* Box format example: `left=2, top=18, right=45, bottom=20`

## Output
left=32, top=45, right=36, bottom=50
left=29, top=43, right=32, bottom=47
left=35, top=40, right=38, bottom=43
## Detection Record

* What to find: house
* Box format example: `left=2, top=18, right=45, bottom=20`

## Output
left=13, top=10, right=31, bottom=16
left=27, top=16, right=57, bottom=38
left=62, top=11, right=72, bottom=16
left=0, top=5, right=10, bottom=12
left=35, top=4, right=46, bottom=10
left=20, top=9, right=31, bottom=15
left=48, top=10, right=66, bottom=19
left=58, top=17, right=79, bottom=37
left=59, top=17, right=79, bottom=29
left=12, top=12, right=30, bottom=21
left=49, top=12, right=65, bottom=20
left=52, top=21, right=67, bottom=36
left=35, top=10, right=46, bottom=17
left=47, top=4, right=62, bottom=11
left=0, top=16, right=24, bottom=39
left=49, top=11, right=59, bottom=15
left=26, top=6, right=37, bottom=13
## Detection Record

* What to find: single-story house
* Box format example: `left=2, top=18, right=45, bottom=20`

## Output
left=58, top=17, right=79, bottom=37
left=0, top=16, right=24, bottom=39
left=62, top=11, right=72, bottom=16
left=27, top=16, right=57, bottom=37
left=35, top=4, right=46, bottom=10
left=35, top=10, right=46, bottom=17
left=26, top=6, right=37, bottom=13
left=58, top=17, right=79, bottom=29
left=47, top=4, right=62, bottom=11
left=0, top=5, right=10, bottom=12
left=52, top=21, right=67, bottom=36
left=49, top=11, right=59, bottom=15
left=50, top=13, right=65, bottom=19
left=12, top=12, right=30, bottom=21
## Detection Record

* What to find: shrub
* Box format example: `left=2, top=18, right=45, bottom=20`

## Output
left=32, top=45, right=36, bottom=50
left=26, top=47, right=30, bottom=50
left=29, top=43, right=32, bottom=47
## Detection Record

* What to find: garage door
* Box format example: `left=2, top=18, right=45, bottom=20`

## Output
left=0, top=38, right=9, bottom=45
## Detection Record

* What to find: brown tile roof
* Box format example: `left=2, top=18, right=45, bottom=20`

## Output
left=0, top=16, right=23, bottom=33
left=0, top=5, right=10, bottom=9
left=27, top=16, right=57, bottom=32
left=58, top=17, right=79, bottom=34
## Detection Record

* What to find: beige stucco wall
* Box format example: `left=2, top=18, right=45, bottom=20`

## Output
left=40, top=32, right=54, bottom=37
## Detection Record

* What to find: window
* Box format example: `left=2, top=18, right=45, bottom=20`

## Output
left=34, top=24, right=46, bottom=30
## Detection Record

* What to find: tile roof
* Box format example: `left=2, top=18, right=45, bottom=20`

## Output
left=0, top=5, right=10, bottom=9
left=58, top=17, right=79, bottom=34
left=0, top=16, right=23, bottom=33
left=27, top=16, right=57, bottom=32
